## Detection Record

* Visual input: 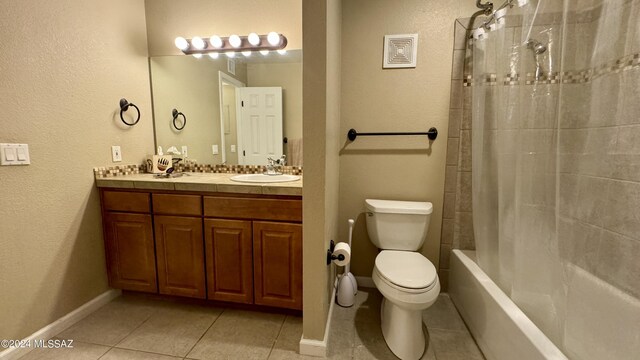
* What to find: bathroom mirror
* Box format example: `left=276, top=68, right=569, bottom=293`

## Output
left=150, top=50, right=302, bottom=166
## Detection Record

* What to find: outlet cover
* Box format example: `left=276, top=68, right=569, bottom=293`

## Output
left=111, top=146, right=122, bottom=162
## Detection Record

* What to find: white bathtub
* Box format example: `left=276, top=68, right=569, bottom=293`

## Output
left=449, top=250, right=568, bottom=360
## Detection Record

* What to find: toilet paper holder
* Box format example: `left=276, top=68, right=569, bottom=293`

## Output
left=326, top=240, right=345, bottom=265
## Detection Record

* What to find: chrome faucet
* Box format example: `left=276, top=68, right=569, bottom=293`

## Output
left=265, top=155, right=286, bottom=175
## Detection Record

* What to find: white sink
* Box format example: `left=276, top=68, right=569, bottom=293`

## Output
left=230, top=174, right=301, bottom=183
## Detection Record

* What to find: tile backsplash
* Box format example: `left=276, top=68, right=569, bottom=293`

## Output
left=93, top=162, right=303, bottom=179
left=93, top=164, right=143, bottom=178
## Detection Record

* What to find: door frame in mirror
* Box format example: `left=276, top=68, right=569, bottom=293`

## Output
left=218, top=71, right=245, bottom=164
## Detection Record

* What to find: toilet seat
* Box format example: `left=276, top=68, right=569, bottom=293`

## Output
left=375, top=250, right=437, bottom=292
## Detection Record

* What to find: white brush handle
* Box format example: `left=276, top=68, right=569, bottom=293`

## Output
left=346, top=219, right=355, bottom=273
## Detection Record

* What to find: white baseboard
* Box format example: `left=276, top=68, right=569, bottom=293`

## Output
left=299, top=278, right=338, bottom=357
left=355, top=276, right=375, bottom=289
left=0, top=289, right=121, bottom=360
left=299, top=337, right=328, bottom=358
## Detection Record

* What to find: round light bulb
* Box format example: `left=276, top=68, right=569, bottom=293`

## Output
left=267, top=32, right=280, bottom=46
left=226, top=51, right=236, bottom=58
left=229, top=34, right=242, bottom=48
left=191, top=36, right=206, bottom=50
left=174, top=37, right=189, bottom=51
left=260, top=50, right=269, bottom=56
left=277, top=49, right=287, bottom=55
left=242, top=51, right=252, bottom=57
left=208, top=53, right=219, bottom=59
left=192, top=53, right=203, bottom=59
left=248, top=33, right=260, bottom=46
left=210, top=35, right=223, bottom=48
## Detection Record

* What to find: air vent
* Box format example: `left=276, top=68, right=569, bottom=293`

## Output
left=383, top=34, right=418, bottom=68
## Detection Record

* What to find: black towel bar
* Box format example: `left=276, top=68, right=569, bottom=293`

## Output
left=347, top=128, right=438, bottom=141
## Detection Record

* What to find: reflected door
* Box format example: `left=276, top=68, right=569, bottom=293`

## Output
left=237, top=87, right=283, bottom=165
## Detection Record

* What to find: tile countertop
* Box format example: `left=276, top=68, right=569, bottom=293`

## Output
left=95, top=173, right=303, bottom=196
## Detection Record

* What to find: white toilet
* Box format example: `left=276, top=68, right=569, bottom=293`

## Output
left=365, top=199, right=440, bottom=360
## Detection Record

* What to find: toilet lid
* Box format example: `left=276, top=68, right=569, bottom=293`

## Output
left=375, top=251, right=437, bottom=289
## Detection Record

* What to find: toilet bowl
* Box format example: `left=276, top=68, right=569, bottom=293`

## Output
left=365, top=199, right=440, bottom=360
left=373, top=251, right=440, bottom=359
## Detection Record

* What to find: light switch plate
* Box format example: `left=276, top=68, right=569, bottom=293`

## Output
left=230, top=145, right=236, bottom=153
left=181, top=145, right=188, bottom=158
left=212, top=145, right=219, bottom=155
left=111, top=146, right=122, bottom=162
left=1, top=143, right=30, bottom=165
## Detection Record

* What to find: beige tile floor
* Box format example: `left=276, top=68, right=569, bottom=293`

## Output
left=19, top=289, right=483, bottom=360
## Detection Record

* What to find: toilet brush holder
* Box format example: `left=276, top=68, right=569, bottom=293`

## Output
left=337, top=273, right=355, bottom=307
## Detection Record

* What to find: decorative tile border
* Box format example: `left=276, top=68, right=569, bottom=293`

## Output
left=463, top=51, right=640, bottom=87
left=175, top=162, right=303, bottom=175
left=561, top=69, right=592, bottom=84
left=463, top=75, right=473, bottom=87
left=503, top=73, right=520, bottom=86
left=93, top=164, right=143, bottom=178
left=525, top=71, right=560, bottom=85
left=94, top=162, right=303, bottom=179
left=592, top=53, right=640, bottom=79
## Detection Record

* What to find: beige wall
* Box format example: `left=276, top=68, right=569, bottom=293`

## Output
left=0, top=0, right=153, bottom=340
left=247, top=62, right=303, bottom=144
left=150, top=56, right=247, bottom=163
left=325, top=0, right=342, bottom=326
left=339, top=0, right=479, bottom=277
left=301, top=0, right=342, bottom=343
left=145, top=0, right=302, bottom=56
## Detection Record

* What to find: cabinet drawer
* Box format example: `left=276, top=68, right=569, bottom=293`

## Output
left=153, top=194, right=202, bottom=216
left=102, top=191, right=150, bottom=213
left=203, top=196, right=302, bottom=222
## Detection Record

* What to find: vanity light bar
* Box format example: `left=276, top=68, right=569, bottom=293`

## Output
left=175, top=33, right=288, bottom=55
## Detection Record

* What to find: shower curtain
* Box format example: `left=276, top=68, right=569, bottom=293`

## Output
left=471, top=0, right=640, bottom=358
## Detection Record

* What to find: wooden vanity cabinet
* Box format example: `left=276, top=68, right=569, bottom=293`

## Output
left=101, top=191, right=157, bottom=293
left=204, top=219, right=254, bottom=304
left=100, top=189, right=302, bottom=310
left=253, top=221, right=302, bottom=310
left=203, top=196, right=303, bottom=310
left=154, top=216, right=205, bottom=298
left=153, top=194, right=206, bottom=299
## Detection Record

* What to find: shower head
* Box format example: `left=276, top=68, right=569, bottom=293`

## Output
left=526, top=39, right=547, bottom=80
left=526, top=39, right=547, bottom=54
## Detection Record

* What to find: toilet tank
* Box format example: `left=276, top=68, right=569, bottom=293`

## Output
left=365, top=199, right=433, bottom=251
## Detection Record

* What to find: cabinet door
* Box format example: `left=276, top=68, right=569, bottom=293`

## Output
left=204, top=219, right=253, bottom=304
left=154, top=216, right=206, bottom=299
left=104, top=212, right=157, bottom=293
left=253, top=221, right=302, bottom=310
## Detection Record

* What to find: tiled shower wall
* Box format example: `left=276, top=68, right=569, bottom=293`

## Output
left=439, top=20, right=475, bottom=291
left=557, top=0, right=640, bottom=301
left=440, top=1, right=640, bottom=300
